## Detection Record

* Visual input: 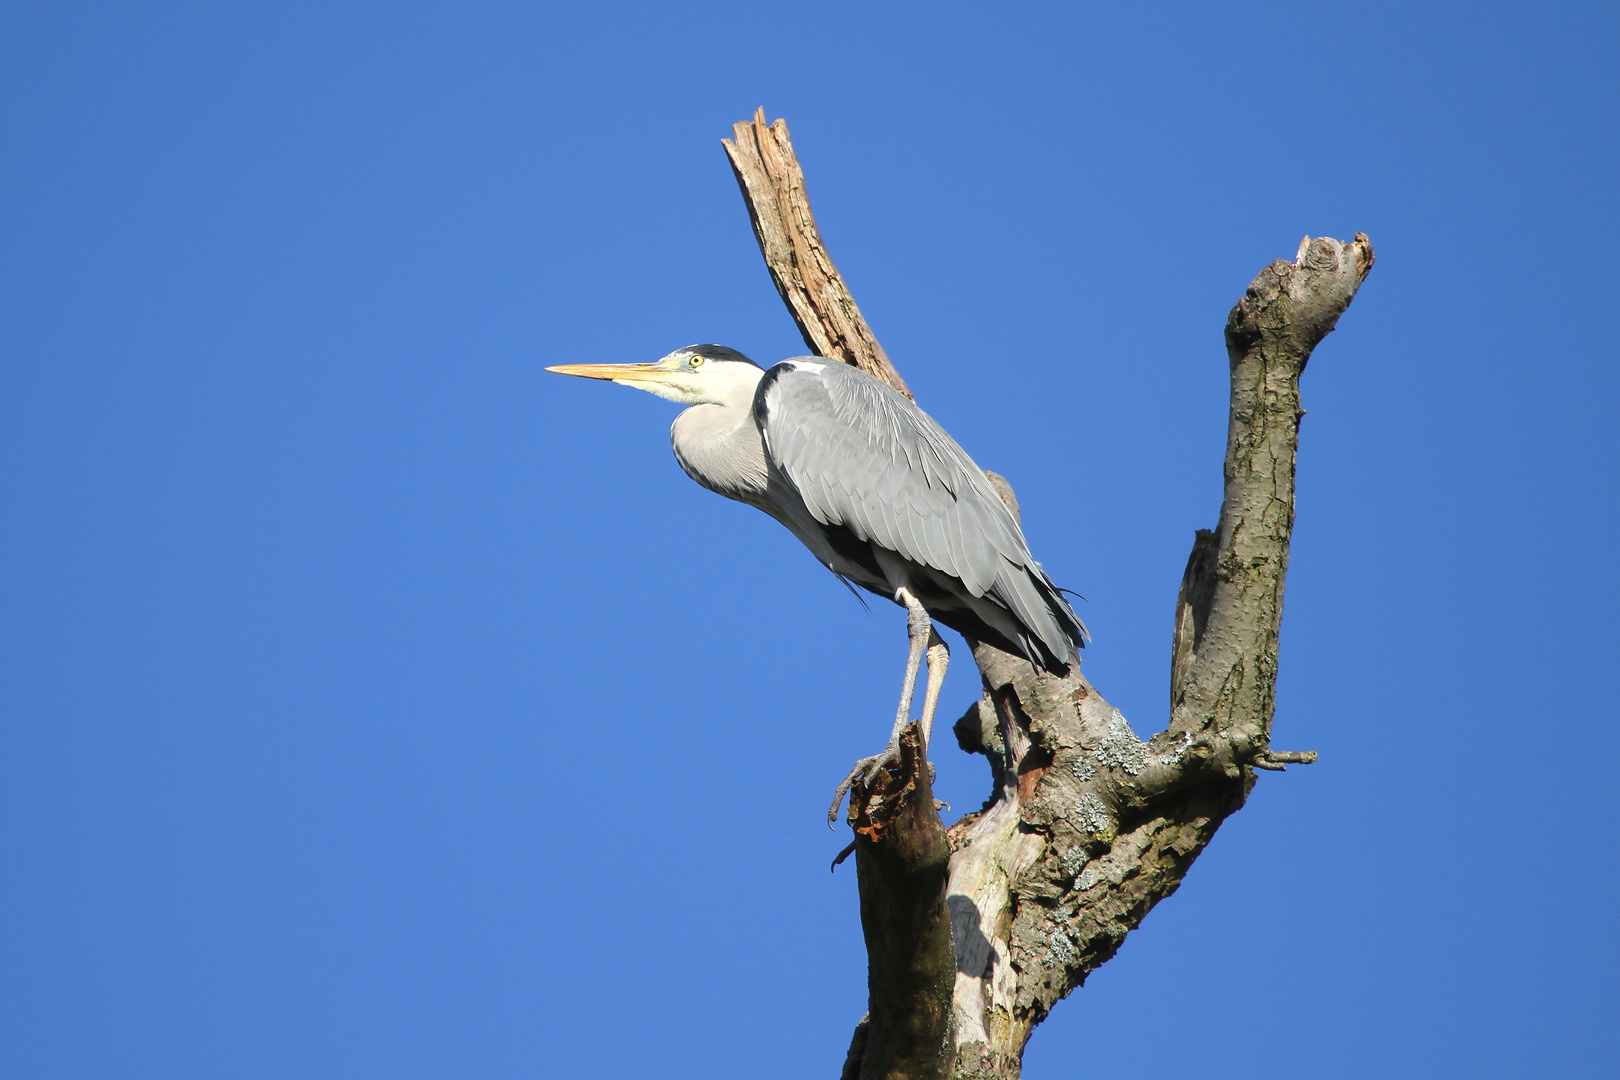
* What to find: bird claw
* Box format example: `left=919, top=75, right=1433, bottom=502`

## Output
left=827, top=744, right=902, bottom=828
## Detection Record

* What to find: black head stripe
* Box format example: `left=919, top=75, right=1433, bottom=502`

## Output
left=682, top=344, right=761, bottom=368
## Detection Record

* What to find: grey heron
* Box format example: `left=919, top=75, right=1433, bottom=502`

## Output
left=548, top=346, right=1086, bottom=821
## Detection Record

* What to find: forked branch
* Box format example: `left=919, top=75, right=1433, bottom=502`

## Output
left=723, top=112, right=1372, bottom=1080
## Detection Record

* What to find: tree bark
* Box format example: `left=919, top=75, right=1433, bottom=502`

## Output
left=723, top=110, right=912, bottom=398
left=845, top=723, right=956, bottom=1080
left=722, top=113, right=1373, bottom=1079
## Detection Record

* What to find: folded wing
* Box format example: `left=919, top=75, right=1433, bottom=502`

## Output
left=754, top=359, right=1086, bottom=670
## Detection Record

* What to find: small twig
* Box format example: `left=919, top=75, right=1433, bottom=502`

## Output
left=1253, top=750, right=1319, bottom=771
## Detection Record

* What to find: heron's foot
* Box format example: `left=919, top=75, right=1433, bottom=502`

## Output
left=827, top=741, right=903, bottom=828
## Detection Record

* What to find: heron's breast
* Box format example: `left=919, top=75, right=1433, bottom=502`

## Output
left=670, top=406, right=771, bottom=503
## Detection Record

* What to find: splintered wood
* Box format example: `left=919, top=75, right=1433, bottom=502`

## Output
left=722, top=109, right=912, bottom=400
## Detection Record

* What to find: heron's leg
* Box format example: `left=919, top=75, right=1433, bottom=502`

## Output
left=829, top=587, right=933, bottom=827
left=886, top=586, right=932, bottom=743
left=918, top=629, right=949, bottom=753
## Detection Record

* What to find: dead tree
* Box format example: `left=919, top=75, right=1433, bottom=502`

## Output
left=723, top=110, right=1374, bottom=1080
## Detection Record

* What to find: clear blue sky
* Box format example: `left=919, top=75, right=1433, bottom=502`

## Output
left=3, top=3, right=1615, bottom=1077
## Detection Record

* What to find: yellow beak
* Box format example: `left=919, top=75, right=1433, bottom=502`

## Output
left=545, top=363, right=676, bottom=382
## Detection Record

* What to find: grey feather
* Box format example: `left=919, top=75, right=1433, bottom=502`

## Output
left=600, top=346, right=1087, bottom=673
left=747, top=358, right=1086, bottom=671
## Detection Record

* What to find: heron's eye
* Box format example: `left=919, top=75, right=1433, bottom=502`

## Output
left=688, top=355, right=705, bottom=368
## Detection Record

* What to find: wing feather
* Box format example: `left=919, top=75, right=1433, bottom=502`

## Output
left=756, top=359, right=1085, bottom=666
left=761, top=362, right=1009, bottom=590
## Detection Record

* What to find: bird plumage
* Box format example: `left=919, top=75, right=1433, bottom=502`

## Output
left=551, top=344, right=1086, bottom=674
left=750, top=357, right=1086, bottom=672
left=548, top=343, right=1087, bottom=817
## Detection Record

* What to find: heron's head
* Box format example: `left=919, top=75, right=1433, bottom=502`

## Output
left=546, top=345, right=762, bottom=406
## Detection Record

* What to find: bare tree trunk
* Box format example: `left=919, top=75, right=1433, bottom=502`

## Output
left=844, top=724, right=956, bottom=1080
left=724, top=110, right=1374, bottom=1080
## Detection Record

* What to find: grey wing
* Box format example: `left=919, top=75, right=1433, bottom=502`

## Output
left=754, top=359, right=1086, bottom=665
